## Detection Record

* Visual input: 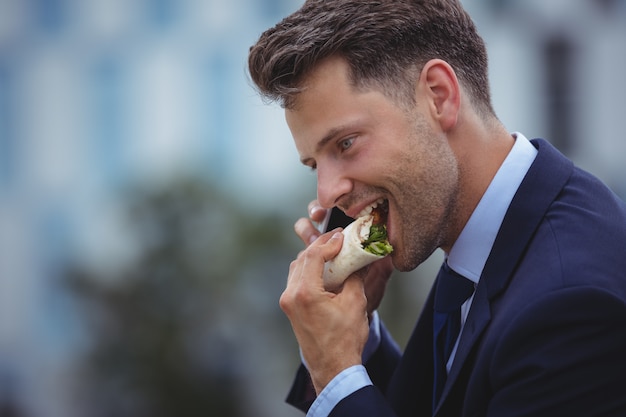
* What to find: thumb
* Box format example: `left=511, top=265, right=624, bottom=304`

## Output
left=321, top=231, right=344, bottom=262
left=340, top=273, right=367, bottom=303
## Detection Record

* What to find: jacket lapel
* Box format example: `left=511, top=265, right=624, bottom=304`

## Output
left=436, top=139, right=573, bottom=411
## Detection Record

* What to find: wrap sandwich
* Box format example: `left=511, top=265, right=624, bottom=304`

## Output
left=322, top=212, right=393, bottom=290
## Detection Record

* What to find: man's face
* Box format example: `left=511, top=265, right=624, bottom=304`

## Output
left=286, top=56, right=460, bottom=271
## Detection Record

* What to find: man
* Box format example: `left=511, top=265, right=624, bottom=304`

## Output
left=248, top=0, right=626, bottom=416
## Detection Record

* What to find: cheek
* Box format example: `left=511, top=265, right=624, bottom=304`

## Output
left=351, top=145, right=387, bottom=180
left=365, top=136, right=409, bottom=176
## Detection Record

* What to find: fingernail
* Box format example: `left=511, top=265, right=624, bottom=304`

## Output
left=309, top=235, right=318, bottom=245
left=310, top=205, right=323, bottom=217
left=331, top=232, right=342, bottom=240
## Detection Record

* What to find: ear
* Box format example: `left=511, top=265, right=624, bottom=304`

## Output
left=418, top=59, right=461, bottom=132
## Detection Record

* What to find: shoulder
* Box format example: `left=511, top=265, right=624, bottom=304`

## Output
left=479, top=286, right=626, bottom=416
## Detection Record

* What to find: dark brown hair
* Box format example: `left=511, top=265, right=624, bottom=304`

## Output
left=248, top=0, right=493, bottom=114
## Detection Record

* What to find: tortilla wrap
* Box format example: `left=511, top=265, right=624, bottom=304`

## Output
left=322, top=215, right=390, bottom=290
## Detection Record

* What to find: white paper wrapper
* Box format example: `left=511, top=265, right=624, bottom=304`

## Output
left=322, top=215, right=388, bottom=290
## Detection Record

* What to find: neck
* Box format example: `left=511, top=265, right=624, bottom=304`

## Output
left=442, top=114, right=513, bottom=252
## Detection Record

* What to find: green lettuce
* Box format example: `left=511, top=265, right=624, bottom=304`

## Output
left=362, top=224, right=393, bottom=256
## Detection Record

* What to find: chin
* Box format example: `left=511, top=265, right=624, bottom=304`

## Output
left=393, top=245, right=436, bottom=272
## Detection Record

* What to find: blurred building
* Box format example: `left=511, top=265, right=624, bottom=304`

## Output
left=469, top=0, right=626, bottom=197
left=0, top=1, right=624, bottom=416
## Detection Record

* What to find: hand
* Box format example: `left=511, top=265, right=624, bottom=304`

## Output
left=357, top=256, right=394, bottom=321
left=280, top=231, right=370, bottom=394
left=294, top=201, right=394, bottom=316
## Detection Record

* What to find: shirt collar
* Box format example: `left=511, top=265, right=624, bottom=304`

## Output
left=446, top=132, right=538, bottom=283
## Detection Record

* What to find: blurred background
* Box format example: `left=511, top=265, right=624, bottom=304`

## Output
left=0, top=0, right=624, bottom=416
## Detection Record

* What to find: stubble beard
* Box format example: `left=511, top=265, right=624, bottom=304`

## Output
left=390, top=122, right=460, bottom=272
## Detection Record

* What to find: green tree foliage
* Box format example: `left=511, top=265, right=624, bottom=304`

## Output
left=65, top=177, right=299, bottom=417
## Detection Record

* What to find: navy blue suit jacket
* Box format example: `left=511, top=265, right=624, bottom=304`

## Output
left=286, top=139, right=626, bottom=416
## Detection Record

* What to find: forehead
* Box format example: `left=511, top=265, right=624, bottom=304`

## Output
left=286, top=57, right=353, bottom=121
left=285, top=57, right=364, bottom=150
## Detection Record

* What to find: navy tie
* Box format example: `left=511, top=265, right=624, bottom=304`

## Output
left=432, top=262, right=475, bottom=410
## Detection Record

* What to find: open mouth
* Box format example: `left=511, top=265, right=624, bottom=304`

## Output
left=358, top=198, right=389, bottom=226
left=359, top=199, right=392, bottom=256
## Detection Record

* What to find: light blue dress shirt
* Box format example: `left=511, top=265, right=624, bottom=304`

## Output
left=304, top=133, right=538, bottom=417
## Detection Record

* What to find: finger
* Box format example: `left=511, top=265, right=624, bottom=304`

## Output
left=287, top=231, right=343, bottom=290
left=301, top=231, right=343, bottom=274
left=308, top=200, right=327, bottom=223
left=320, top=231, right=344, bottom=262
left=338, top=274, right=368, bottom=316
left=295, top=217, right=321, bottom=246
left=342, top=272, right=366, bottom=294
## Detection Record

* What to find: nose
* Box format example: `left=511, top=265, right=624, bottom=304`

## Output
left=316, top=163, right=352, bottom=209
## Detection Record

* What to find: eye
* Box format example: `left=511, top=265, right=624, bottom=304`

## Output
left=339, top=137, right=355, bottom=151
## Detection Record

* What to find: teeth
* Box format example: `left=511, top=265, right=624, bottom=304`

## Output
left=357, top=198, right=385, bottom=218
